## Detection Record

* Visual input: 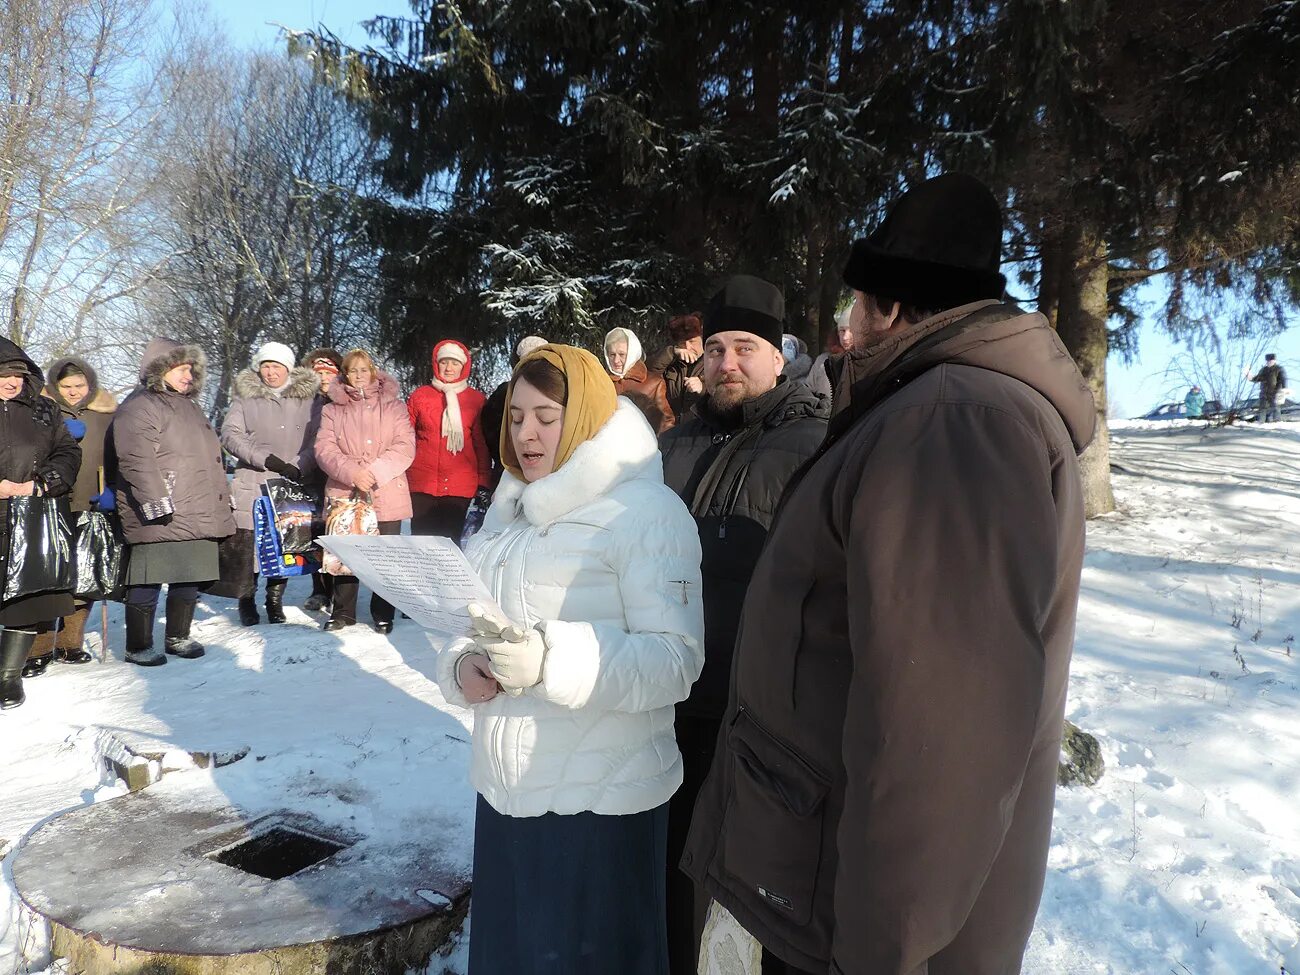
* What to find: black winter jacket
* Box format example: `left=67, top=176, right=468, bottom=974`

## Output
left=0, top=338, right=80, bottom=618
left=659, top=378, right=828, bottom=718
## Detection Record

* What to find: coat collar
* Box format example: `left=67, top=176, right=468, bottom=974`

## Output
left=488, top=399, right=661, bottom=527
left=232, top=366, right=319, bottom=401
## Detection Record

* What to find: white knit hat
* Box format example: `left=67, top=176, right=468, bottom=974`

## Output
left=435, top=342, right=468, bottom=365
left=252, top=341, right=295, bottom=371
left=516, top=335, right=548, bottom=358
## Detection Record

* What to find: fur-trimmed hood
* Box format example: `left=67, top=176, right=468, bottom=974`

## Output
left=44, top=354, right=117, bottom=414
left=487, top=398, right=661, bottom=527
left=231, top=366, right=319, bottom=401
left=140, top=337, right=206, bottom=397
left=328, top=368, right=401, bottom=405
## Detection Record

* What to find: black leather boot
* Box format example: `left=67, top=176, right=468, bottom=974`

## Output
left=21, top=654, right=52, bottom=678
left=124, top=603, right=165, bottom=666
left=238, top=596, right=261, bottom=627
left=1, top=629, right=36, bottom=709
left=164, top=596, right=205, bottom=659
left=265, top=579, right=287, bottom=624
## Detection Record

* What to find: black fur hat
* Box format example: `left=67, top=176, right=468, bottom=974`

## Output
left=843, top=173, right=1006, bottom=310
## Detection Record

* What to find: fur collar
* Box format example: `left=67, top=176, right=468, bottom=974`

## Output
left=488, top=399, right=662, bottom=528
left=44, top=387, right=117, bottom=415
left=142, top=341, right=206, bottom=397
left=232, top=366, right=319, bottom=401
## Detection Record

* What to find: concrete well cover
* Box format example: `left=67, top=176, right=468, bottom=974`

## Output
left=12, top=784, right=469, bottom=955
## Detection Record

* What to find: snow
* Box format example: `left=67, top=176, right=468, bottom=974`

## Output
left=3, top=425, right=1300, bottom=973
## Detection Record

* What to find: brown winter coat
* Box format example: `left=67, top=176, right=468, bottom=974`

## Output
left=647, top=345, right=705, bottom=419
left=108, top=339, right=235, bottom=546
left=44, top=356, right=117, bottom=512
left=681, top=300, right=1096, bottom=975
left=314, top=371, right=416, bottom=522
left=220, top=367, right=321, bottom=530
left=612, top=360, right=675, bottom=433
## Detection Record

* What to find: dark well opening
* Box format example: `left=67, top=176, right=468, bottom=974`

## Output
left=209, top=825, right=348, bottom=880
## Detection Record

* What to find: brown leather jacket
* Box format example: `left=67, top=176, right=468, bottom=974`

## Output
left=681, top=300, right=1096, bottom=975
left=612, top=360, right=675, bottom=433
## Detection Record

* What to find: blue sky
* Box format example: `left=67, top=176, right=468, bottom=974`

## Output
left=216, top=1, right=1297, bottom=414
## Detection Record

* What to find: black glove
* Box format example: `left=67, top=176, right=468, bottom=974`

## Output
left=473, top=487, right=493, bottom=509
left=264, top=454, right=301, bottom=481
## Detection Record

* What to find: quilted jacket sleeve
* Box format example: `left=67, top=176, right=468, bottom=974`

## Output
left=220, top=397, right=267, bottom=469
left=531, top=485, right=704, bottom=713
left=112, top=395, right=170, bottom=509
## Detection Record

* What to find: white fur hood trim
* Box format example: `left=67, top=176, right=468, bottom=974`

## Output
left=490, top=398, right=661, bottom=528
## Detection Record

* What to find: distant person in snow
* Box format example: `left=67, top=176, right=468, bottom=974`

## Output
left=435, top=344, right=702, bottom=974
left=110, top=339, right=235, bottom=667
left=604, top=326, right=675, bottom=432
left=301, top=348, right=344, bottom=614
left=43, top=354, right=118, bottom=668
left=406, top=339, right=491, bottom=544
left=647, top=313, right=706, bottom=419
left=807, top=305, right=856, bottom=404
left=681, top=174, right=1095, bottom=975
left=1184, top=385, right=1206, bottom=419
left=0, top=338, right=80, bottom=709
left=1251, top=354, right=1285, bottom=422
left=220, top=342, right=321, bottom=627
left=779, top=333, right=814, bottom=385
left=481, top=335, right=548, bottom=487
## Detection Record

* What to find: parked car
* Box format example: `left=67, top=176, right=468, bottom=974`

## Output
left=1136, top=403, right=1189, bottom=421
left=1227, top=397, right=1300, bottom=422
left=1136, top=400, right=1225, bottom=422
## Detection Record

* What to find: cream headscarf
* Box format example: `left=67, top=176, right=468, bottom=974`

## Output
left=602, top=327, right=644, bottom=380
left=501, top=344, right=617, bottom=481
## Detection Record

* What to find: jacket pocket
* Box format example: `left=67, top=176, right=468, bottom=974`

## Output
left=722, top=707, right=829, bottom=926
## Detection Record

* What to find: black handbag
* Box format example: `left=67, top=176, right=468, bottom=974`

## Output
left=72, top=509, right=127, bottom=601
left=3, top=495, right=74, bottom=601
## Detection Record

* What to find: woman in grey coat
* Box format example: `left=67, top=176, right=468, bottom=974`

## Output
left=109, top=338, right=235, bottom=666
left=219, top=342, right=320, bottom=626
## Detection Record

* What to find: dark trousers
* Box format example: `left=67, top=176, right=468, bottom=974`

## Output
left=126, top=583, right=200, bottom=613
left=470, top=795, right=669, bottom=975
left=667, top=715, right=722, bottom=975
left=410, top=492, right=471, bottom=543
left=330, top=520, right=400, bottom=624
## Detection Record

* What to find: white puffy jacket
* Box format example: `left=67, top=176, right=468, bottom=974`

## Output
left=436, top=399, right=704, bottom=817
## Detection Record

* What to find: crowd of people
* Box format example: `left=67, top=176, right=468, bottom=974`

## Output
left=0, top=173, right=1094, bottom=975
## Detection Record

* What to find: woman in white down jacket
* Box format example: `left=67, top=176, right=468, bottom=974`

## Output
left=436, top=344, right=703, bottom=975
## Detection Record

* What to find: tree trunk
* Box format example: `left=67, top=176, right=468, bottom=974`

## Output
left=1054, top=228, right=1115, bottom=517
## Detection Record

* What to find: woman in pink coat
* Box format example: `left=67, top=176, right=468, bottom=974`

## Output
left=314, top=349, right=415, bottom=634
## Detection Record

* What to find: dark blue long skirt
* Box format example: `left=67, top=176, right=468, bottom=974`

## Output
left=468, top=795, right=670, bottom=975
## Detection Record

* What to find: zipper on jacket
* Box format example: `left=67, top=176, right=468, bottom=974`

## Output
left=718, top=464, right=751, bottom=539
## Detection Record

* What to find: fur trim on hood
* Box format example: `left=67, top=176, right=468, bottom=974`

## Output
left=43, top=354, right=117, bottom=413
left=782, top=352, right=814, bottom=382
left=141, top=338, right=207, bottom=396
left=328, top=369, right=402, bottom=405
left=489, top=399, right=660, bottom=527
left=232, top=366, right=319, bottom=401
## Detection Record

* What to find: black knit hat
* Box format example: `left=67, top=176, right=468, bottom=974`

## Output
left=843, top=173, right=1006, bottom=310
left=702, top=275, right=785, bottom=349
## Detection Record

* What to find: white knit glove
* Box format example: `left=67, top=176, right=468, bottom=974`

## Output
left=467, top=603, right=546, bottom=696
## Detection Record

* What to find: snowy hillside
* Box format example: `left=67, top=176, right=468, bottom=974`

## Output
left=2, top=423, right=1299, bottom=974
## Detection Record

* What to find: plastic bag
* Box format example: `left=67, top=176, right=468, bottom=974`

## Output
left=262, top=477, right=318, bottom=554
left=72, top=510, right=127, bottom=601
left=320, top=491, right=379, bottom=576
left=3, top=496, right=74, bottom=602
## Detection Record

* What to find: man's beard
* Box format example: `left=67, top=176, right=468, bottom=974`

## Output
left=707, top=378, right=754, bottom=421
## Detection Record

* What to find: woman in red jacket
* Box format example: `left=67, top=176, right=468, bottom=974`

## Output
left=406, top=339, right=491, bottom=543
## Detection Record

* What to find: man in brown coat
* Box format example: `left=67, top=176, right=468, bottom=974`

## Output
left=681, top=173, right=1096, bottom=975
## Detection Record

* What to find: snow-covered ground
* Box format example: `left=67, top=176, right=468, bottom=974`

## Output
left=2, top=422, right=1299, bottom=974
